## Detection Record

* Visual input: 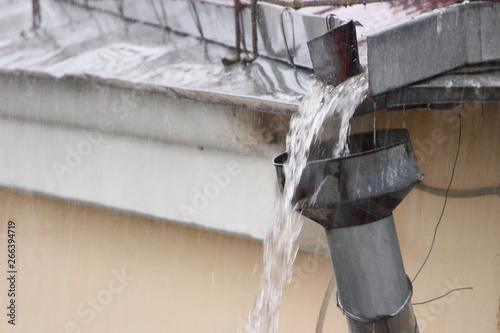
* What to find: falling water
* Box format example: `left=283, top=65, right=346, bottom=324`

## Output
left=246, top=72, right=369, bottom=333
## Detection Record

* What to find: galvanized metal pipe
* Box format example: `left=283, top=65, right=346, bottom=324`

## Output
left=325, top=214, right=419, bottom=333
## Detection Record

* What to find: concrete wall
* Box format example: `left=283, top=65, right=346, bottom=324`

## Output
left=0, top=74, right=292, bottom=242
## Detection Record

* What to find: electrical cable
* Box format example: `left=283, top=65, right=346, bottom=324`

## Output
left=316, top=274, right=336, bottom=333
left=416, top=183, right=500, bottom=198
left=412, top=110, right=462, bottom=284
left=188, top=0, right=204, bottom=39
left=280, top=7, right=295, bottom=67
left=412, top=287, right=473, bottom=306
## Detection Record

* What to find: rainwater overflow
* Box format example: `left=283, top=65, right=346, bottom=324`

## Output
left=249, top=66, right=424, bottom=331
left=247, top=73, right=369, bottom=333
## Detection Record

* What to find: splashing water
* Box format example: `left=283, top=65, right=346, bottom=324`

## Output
left=246, top=72, right=369, bottom=333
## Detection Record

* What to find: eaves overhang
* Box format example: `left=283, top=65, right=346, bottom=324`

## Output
left=0, top=0, right=499, bottom=117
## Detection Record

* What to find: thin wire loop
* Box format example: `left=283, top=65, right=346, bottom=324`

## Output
left=280, top=7, right=295, bottom=66
left=336, top=275, right=414, bottom=323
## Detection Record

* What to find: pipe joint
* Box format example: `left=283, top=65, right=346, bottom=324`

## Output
left=336, top=275, right=413, bottom=323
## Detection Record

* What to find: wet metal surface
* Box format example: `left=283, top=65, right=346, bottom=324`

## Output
left=274, top=129, right=424, bottom=228
left=384, top=69, right=500, bottom=110
left=61, top=0, right=465, bottom=73
left=1, top=0, right=498, bottom=115
left=66, top=0, right=334, bottom=68
left=367, top=1, right=500, bottom=95
left=307, top=20, right=361, bottom=86
left=0, top=0, right=314, bottom=114
left=327, top=215, right=418, bottom=333
left=274, top=127, right=421, bottom=331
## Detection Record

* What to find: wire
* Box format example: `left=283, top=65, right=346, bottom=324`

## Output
left=412, top=287, right=473, bottom=306
left=280, top=7, right=295, bottom=67
left=416, top=183, right=500, bottom=198
left=316, top=275, right=336, bottom=333
left=412, top=110, right=462, bottom=284
left=188, top=0, right=204, bottom=39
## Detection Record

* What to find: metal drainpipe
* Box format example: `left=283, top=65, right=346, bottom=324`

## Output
left=303, top=23, right=419, bottom=331
left=327, top=215, right=418, bottom=333
left=274, top=129, right=422, bottom=333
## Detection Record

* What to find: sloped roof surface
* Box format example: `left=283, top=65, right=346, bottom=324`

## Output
left=1, top=0, right=498, bottom=113
left=0, top=0, right=313, bottom=113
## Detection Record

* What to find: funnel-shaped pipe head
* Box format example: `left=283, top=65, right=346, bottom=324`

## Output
left=274, top=129, right=424, bottom=229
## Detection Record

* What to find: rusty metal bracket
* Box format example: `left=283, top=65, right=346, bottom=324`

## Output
left=32, top=0, right=41, bottom=29
left=223, top=0, right=260, bottom=65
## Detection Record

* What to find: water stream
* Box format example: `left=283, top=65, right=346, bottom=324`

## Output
left=246, top=72, right=369, bottom=333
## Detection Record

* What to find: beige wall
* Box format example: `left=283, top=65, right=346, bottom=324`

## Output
left=0, top=188, right=343, bottom=333
left=0, top=103, right=498, bottom=333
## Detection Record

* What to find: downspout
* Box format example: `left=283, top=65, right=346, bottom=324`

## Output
left=274, top=129, right=423, bottom=333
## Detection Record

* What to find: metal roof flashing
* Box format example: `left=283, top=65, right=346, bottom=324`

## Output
left=0, top=0, right=318, bottom=115
left=1, top=0, right=499, bottom=117
left=366, top=1, right=500, bottom=96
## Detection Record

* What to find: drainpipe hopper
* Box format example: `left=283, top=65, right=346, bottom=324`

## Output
left=274, top=129, right=423, bottom=333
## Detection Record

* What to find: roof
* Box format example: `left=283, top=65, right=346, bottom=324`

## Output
left=0, top=0, right=313, bottom=114
left=0, top=0, right=499, bottom=115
